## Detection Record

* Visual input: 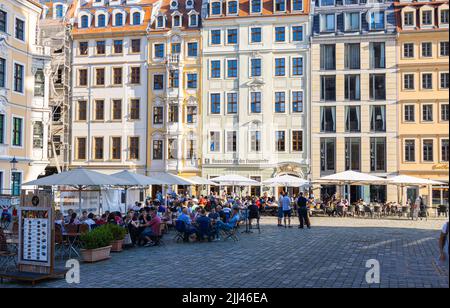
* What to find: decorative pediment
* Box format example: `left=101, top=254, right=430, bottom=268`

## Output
left=246, top=78, right=265, bottom=90
left=153, top=96, right=165, bottom=106
left=186, top=96, right=198, bottom=105
left=0, top=95, right=8, bottom=113
left=0, top=38, right=8, bottom=57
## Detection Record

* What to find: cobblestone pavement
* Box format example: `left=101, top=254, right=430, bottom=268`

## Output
left=1, top=217, right=448, bottom=288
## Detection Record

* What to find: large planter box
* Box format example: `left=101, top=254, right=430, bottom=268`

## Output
left=110, top=239, right=124, bottom=252
left=80, top=246, right=112, bottom=263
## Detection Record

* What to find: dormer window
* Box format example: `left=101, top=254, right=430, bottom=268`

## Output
left=80, top=15, right=89, bottom=28
left=403, top=10, right=415, bottom=27
left=275, top=0, right=286, bottom=12
left=211, top=2, right=222, bottom=16
left=440, top=7, right=449, bottom=26
left=156, top=15, right=166, bottom=28
left=173, top=14, right=182, bottom=27
left=292, top=0, right=303, bottom=11
left=228, top=1, right=238, bottom=15
left=132, top=12, right=141, bottom=25
left=55, top=5, right=64, bottom=18
left=115, top=13, right=124, bottom=26
left=251, top=0, right=262, bottom=14
left=421, top=8, right=433, bottom=27
left=97, top=14, right=106, bottom=27
left=170, top=0, right=179, bottom=10
left=189, top=14, right=198, bottom=27
left=186, top=0, right=195, bottom=9
left=369, top=11, right=385, bottom=30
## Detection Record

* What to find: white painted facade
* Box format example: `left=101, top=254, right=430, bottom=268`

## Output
left=200, top=1, right=312, bottom=196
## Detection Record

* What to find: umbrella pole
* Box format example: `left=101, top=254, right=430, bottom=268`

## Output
left=78, top=186, right=82, bottom=215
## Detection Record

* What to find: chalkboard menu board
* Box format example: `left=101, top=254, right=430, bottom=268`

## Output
left=23, top=218, right=50, bottom=263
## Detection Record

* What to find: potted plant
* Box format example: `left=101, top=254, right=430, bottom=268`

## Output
left=79, top=226, right=114, bottom=262
left=105, top=224, right=127, bottom=252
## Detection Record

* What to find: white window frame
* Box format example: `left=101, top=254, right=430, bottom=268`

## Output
left=13, top=16, right=25, bottom=42
left=10, top=114, right=24, bottom=149
left=12, top=60, right=25, bottom=96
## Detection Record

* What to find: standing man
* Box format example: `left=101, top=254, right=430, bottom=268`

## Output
left=296, top=192, right=311, bottom=229
left=281, top=192, right=293, bottom=228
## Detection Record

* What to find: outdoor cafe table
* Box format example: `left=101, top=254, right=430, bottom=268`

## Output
left=65, top=232, right=81, bottom=259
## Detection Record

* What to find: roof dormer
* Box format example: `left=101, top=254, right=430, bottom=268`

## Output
left=186, top=0, right=195, bottom=9
left=188, top=10, right=199, bottom=27
left=95, top=9, right=109, bottom=27
left=155, top=12, right=166, bottom=29
left=112, top=8, right=127, bottom=26
left=227, top=0, right=238, bottom=16
left=401, top=6, right=417, bottom=30
left=53, top=3, right=68, bottom=19
left=170, top=0, right=179, bottom=10
left=438, top=3, right=449, bottom=29
left=78, top=11, right=92, bottom=29
left=92, top=0, right=106, bottom=7
left=171, top=11, right=182, bottom=28
left=210, top=0, right=223, bottom=17
left=130, top=7, right=144, bottom=25
left=419, top=5, right=435, bottom=29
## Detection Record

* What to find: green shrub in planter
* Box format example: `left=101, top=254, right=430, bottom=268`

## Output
left=80, top=226, right=114, bottom=250
left=104, top=223, right=127, bottom=241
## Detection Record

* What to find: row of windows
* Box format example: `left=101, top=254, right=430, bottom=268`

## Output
left=208, top=91, right=304, bottom=114
left=0, top=58, right=25, bottom=94
left=403, top=139, right=449, bottom=163
left=403, top=103, right=449, bottom=123
left=152, top=42, right=198, bottom=58
left=209, top=25, right=304, bottom=45
left=207, top=130, right=304, bottom=154
left=320, top=42, right=386, bottom=70
left=79, top=11, right=143, bottom=29
left=151, top=105, right=198, bottom=126
left=320, top=74, right=387, bottom=101
left=317, top=0, right=384, bottom=6
left=402, top=72, right=449, bottom=91
left=208, top=0, right=303, bottom=18
left=75, top=136, right=140, bottom=161
left=401, top=6, right=449, bottom=29
left=208, top=57, right=303, bottom=79
left=77, top=39, right=141, bottom=56
left=151, top=138, right=198, bottom=161
left=75, top=99, right=141, bottom=122
left=319, top=105, right=387, bottom=133
left=155, top=12, right=199, bottom=29
left=319, top=10, right=387, bottom=33
left=402, top=41, right=449, bottom=59
left=77, top=66, right=142, bottom=87
left=0, top=9, right=25, bottom=41
left=320, top=137, right=388, bottom=174
left=152, top=72, right=199, bottom=90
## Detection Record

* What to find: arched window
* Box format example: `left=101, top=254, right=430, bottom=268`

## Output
left=81, top=15, right=89, bottom=28
left=115, top=13, right=123, bottom=26
left=98, top=14, right=106, bottom=27
left=55, top=5, right=64, bottom=18
left=132, top=12, right=141, bottom=25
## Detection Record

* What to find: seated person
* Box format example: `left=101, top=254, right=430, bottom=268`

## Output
left=139, top=209, right=161, bottom=247
left=214, top=208, right=240, bottom=235
left=208, top=208, right=220, bottom=222
left=83, top=213, right=97, bottom=230
left=195, top=209, right=213, bottom=241
left=177, top=207, right=197, bottom=241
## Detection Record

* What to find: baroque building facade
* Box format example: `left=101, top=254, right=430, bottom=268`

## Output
left=69, top=0, right=150, bottom=175
left=310, top=0, right=399, bottom=203
left=395, top=0, right=449, bottom=206
left=200, top=0, right=311, bottom=196
left=0, top=0, right=51, bottom=195
left=146, top=0, right=203, bottom=195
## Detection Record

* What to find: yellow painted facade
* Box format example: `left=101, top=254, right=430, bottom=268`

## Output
left=0, top=0, right=51, bottom=194
left=146, top=28, right=202, bottom=181
left=396, top=0, right=449, bottom=205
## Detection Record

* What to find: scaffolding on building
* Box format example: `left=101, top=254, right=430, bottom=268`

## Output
left=40, top=16, right=72, bottom=174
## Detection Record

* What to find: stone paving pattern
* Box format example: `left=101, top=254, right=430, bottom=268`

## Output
left=1, top=217, right=448, bottom=288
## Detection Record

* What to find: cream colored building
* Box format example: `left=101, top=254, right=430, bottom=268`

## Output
left=0, top=0, right=51, bottom=195
left=396, top=0, right=449, bottom=206
left=310, top=0, right=398, bottom=203
left=146, top=0, right=203, bottom=195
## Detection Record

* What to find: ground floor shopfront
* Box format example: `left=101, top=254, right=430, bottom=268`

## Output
left=201, top=162, right=309, bottom=198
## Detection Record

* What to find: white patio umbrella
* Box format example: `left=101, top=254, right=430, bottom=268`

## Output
left=23, top=168, right=134, bottom=214
left=263, top=175, right=309, bottom=187
left=188, top=176, right=218, bottom=186
left=387, top=175, right=445, bottom=205
left=211, top=175, right=260, bottom=197
left=148, top=172, right=193, bottom=186
left=316, top=170, right=389, bottom=204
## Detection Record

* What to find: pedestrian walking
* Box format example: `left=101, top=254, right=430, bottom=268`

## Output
left=438, top=220, right=449, bottom=270
left=296, top=192, right=311, bottom=229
